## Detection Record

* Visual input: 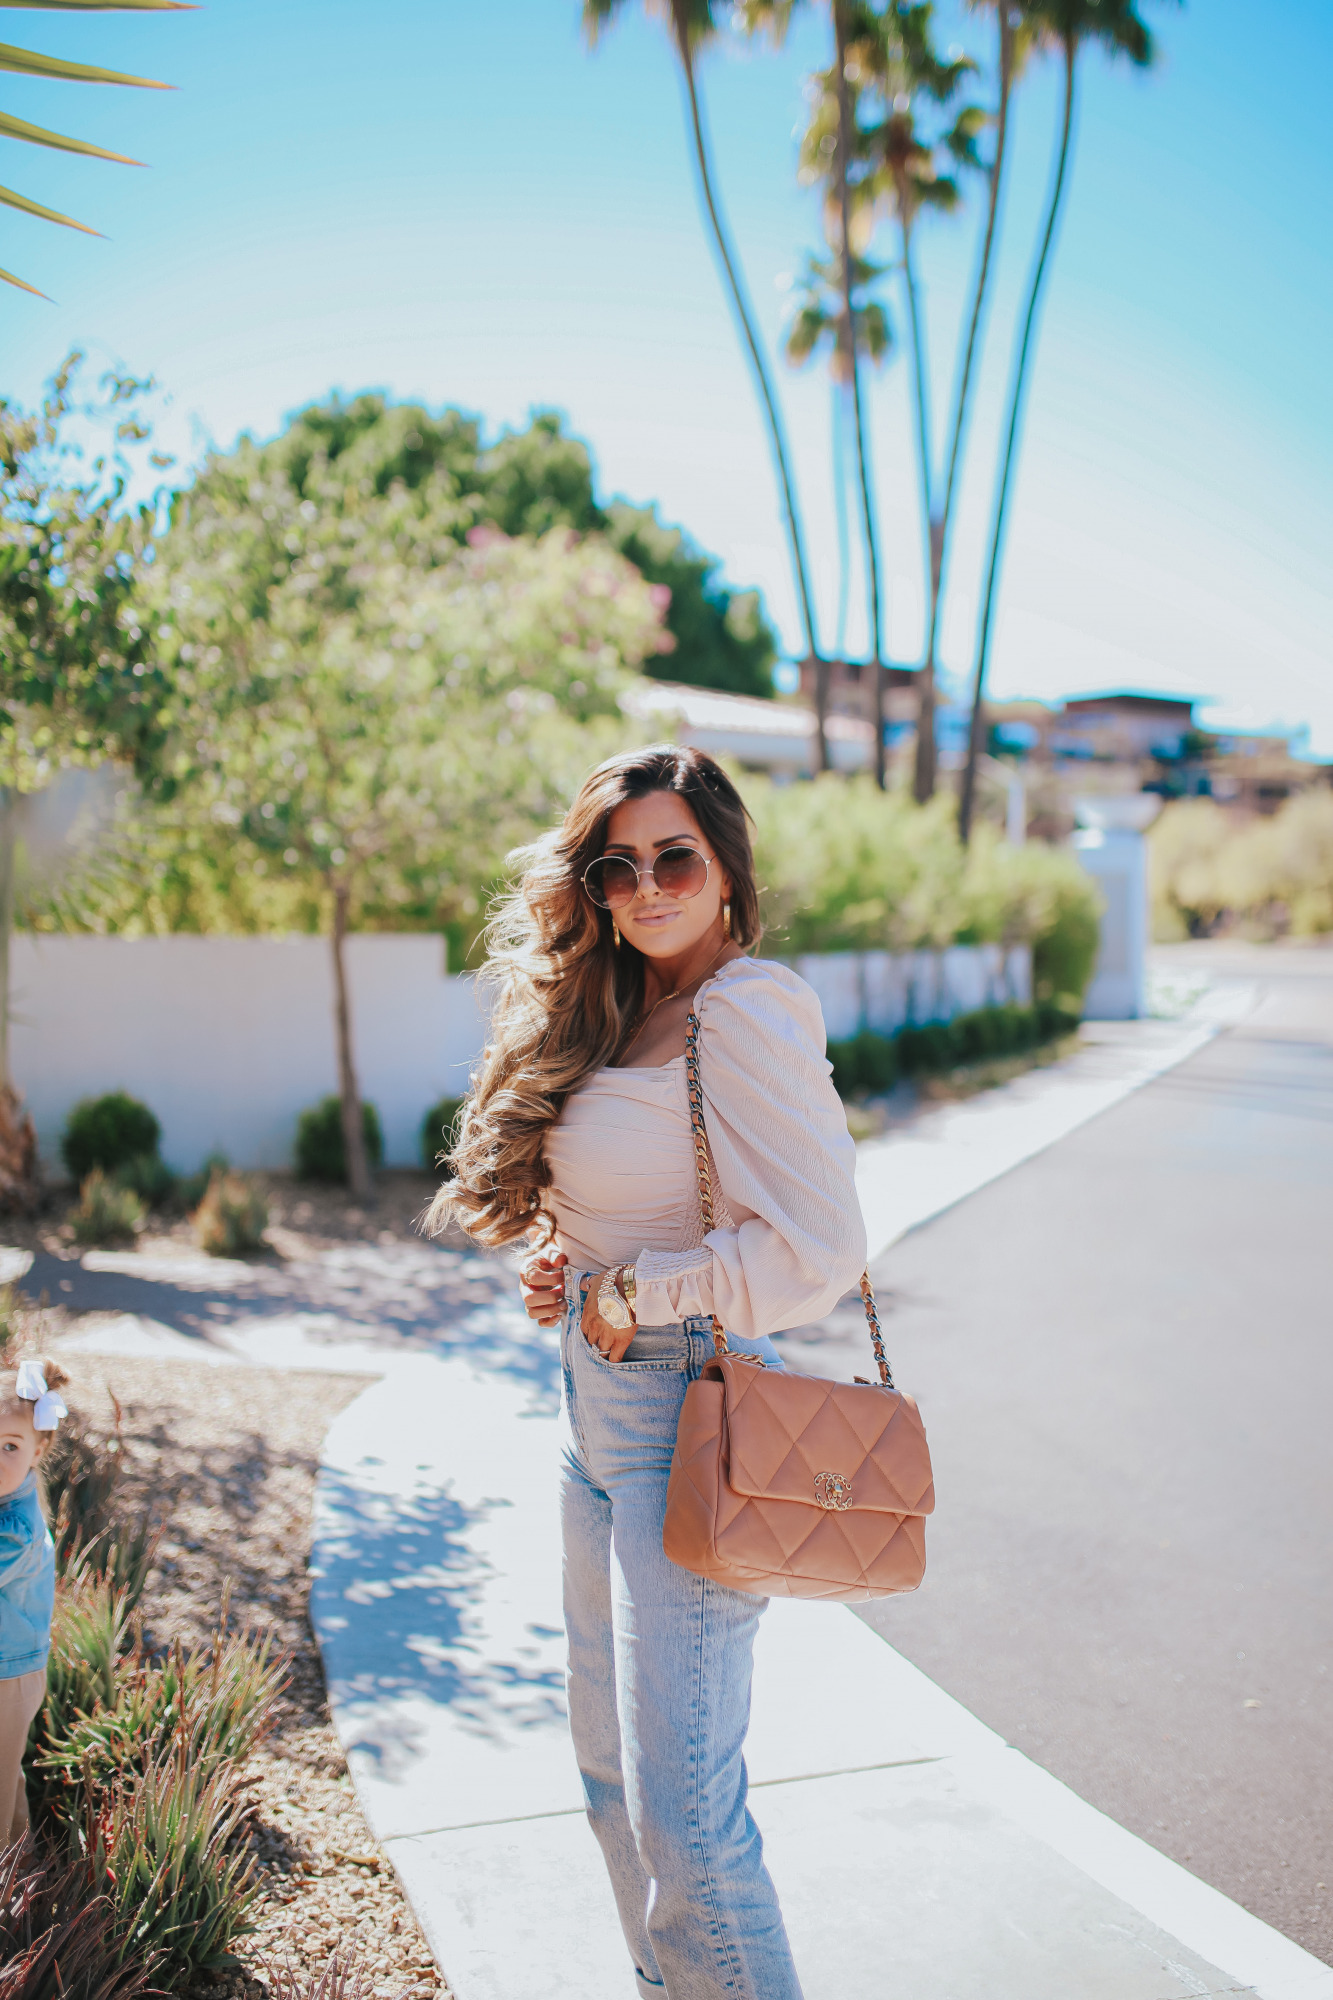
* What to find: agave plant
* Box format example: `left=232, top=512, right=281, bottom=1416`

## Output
left=37, top=1626, right=286, bottom=1815
left=0, top=0, right=188, bottom=297
left=80, top=1739, right=259, bottom=1987
left=0, top=1835, right=151, bottom=2000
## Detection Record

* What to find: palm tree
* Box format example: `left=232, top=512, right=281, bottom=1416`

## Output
left=0, top=0, right=186, bottom=297
left=861, top=1, right=982, bottom=802
left=584, top=1, right=829, bottom=760
left=924, top=1, right=1022, bottom=801
left=783, top=239, right=892, bottom=770
left=957, top=0, right=1159, bottom=841
left=744, top=0, right=894, bottom=783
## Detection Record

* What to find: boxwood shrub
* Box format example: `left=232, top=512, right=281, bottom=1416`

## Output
left=294, top=1096, right=383, bottom=1183
left=828, top=999, right=1082, bottom=1099
left=61, top=1093, right=161, bottom=1183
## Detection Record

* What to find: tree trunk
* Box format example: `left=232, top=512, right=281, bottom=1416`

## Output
left=833, top=4, right=886, bottom=788
left=925, top=3, right=1015, bottom=805
left=0, top=796, right=13, bottom=1093
left=0, top=795, right=39, bottom=1215
left=900, top=222, right=938, bottom=805
left=330, top=884, right=372, bottom=1202
left=959, top=34, right=1076, bottom=846
left=676, top=36, right=827, bottom=764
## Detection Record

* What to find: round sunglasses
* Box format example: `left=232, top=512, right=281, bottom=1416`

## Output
left=582, top=844, right=712, bottom=912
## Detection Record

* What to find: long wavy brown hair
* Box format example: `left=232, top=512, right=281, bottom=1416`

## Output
left=428, top=745, right=761, bottom=1248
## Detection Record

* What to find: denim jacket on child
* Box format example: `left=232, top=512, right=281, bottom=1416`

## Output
left=0, top=1471, right=55, bottom=1678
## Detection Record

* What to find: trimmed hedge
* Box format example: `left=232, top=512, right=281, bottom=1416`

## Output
left=828, top=1000, right=1080, bottom=1098
left=294, top=1096, right=383, bottom=1183
left=61, top=1093, right=161, bottom=1183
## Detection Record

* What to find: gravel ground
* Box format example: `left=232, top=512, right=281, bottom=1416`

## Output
left=14, top=1322, right=451, bottom=2000
left=4, top=1168, right=454, bottom=1264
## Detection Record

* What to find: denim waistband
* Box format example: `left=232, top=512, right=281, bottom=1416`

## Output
left=565, top=1268, right=781, bottom=1368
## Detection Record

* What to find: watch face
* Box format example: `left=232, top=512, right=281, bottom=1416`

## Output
left=599, top=1288, right=633, bottom=1329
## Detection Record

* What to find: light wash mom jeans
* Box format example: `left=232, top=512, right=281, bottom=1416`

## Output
left=560, top=1273, right=804, bottom=2000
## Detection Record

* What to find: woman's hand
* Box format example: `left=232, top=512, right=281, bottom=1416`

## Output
left=581, top=1270, right=636, bottom=1365
left=519, top=1247, right=568, bottom=1326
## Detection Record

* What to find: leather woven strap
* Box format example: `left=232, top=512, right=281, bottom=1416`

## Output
left=683, top=1009, right=894, bottom=1389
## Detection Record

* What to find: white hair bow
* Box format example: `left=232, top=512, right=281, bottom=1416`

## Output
left=14, top=1360, right=67, bottom=1432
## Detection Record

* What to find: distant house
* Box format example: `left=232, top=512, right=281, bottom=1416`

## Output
left=624, top=674, right=1329, bottom=818
left=1052, top=693, right=1197, bottom=764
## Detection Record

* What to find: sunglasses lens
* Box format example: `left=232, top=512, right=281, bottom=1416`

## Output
left=584, top=857, right=639, bottom=909
left=653, top=847, right=709, bottom=899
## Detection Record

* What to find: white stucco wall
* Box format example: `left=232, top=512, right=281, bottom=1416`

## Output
left=12, top=934, right=487, bottom=1176
left=792, top=944, right=1032, bottom=1042
left=14, top=934, right=1033, bottom=1178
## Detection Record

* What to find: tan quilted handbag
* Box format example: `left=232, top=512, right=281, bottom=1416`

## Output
left=662, top=1009, right=934, bottom=1602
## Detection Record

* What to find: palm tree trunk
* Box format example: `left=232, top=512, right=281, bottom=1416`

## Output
left=901, top=221, right=938, bottom=803
left=926, top=1, right=1015, bottom=797
left=833, top=4, right=886, bottom=788
left=0, top=796, right=13, bottom=1092
left=959, top=33, right=1076, bottom=845
left=330, top=883, right=372, bottom=1201
left=675, top=38, right=826, bottom=758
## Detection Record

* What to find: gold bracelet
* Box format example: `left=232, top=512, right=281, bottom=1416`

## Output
left=621, top=1264, right=637, bottom=1313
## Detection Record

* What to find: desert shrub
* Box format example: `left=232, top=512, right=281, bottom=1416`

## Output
left=38, top=1570, right=129, bottom=1754
left=68, top=1173, right=146, bottom=1248
left=0, top=1284, right=18, bottom=1363
left=37, top=1626, right=284, bottom=1820
left=111, top=1153, right=176, bottom=1210
left=1150, top=791, right=1333, bottom=940
left=176, top=1151, right=230, bottom=1211
left=0, top=1835, right=151, bottom=2000
left=192, top=1171, right=269, bottom=1256
left=259, top=1948, right=381, bottom=2000
left=420, top=1095, right=465, bottom=1175
left=1030, top=867, right=1102, bottom=1011
left=60, top=1096, right=160, bottom=1185
left=32, top=1584, right=281, bottom=1984
left=81, top=1746, right=259, bottom=1986
left=294, top=1097, right=383, bottom=1184
left=742, top=775, right=1104, bottom=1002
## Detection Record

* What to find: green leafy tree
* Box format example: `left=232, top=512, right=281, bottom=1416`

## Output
left=147, top=434, right=669, bottom=1197
left=603, top=501, right=775, bottom=697
left=0, top=355, right=167, bottom=1206
left=958, top=0, right=1162, bottom=840
left=247, top=394, right=778, bottom=698
left=582, top=1, right=829, bottom=756
left=0, top=0, right=186, bottom=297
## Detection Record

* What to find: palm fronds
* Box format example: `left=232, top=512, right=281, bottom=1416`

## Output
left=0, top=0, right=188, bottom=294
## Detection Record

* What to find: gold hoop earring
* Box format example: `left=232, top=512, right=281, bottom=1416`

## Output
left=723, top=901, right=732, bottom=940
left=612, top=919, right=621, bottom=951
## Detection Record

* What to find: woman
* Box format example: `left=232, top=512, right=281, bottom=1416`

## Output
left=434, top=746, right=865, bottom=2000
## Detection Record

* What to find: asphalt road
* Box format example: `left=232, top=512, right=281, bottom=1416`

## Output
left=842, top=943, right=1333, bottom=1963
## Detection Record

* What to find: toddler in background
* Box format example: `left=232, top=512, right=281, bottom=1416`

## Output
left=0, top=1358, right=68, bottom=1845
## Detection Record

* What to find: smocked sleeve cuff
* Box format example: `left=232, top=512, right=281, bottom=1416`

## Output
left=633, top=1244, right=714, bottom=1327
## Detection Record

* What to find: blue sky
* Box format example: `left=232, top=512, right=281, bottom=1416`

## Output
left=2, top=0, right=1331, bottom=751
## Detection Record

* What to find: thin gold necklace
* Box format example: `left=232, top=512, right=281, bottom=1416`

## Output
left=620, top=939, right=729, bottom=1060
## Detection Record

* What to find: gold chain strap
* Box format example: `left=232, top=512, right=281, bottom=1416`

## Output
left=683, top=1010, right=894, bottom=1387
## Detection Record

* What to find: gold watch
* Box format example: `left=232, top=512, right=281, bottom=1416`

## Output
left=597, top=1265, right=635, bottom=1332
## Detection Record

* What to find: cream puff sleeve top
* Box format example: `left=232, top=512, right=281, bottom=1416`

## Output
left=542, top=957, right=866, bottom=1339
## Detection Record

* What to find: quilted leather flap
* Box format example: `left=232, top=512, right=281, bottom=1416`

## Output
left=717, top=1357, right=935, bottom=1517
